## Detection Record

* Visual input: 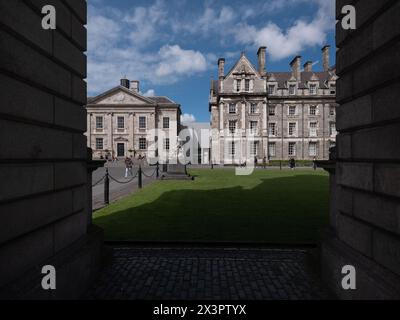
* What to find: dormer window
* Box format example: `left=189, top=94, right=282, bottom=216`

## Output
left=310, top=84, right=317, bottom=95
left=229, top=103, right=236, bottom=114
left=236, top=80, right=241, bottom=92
left=245, top=79, right=250, bottom=92
left=268, top=85, right=276, bottom=95
left=289, top=85, right=296, bottom=95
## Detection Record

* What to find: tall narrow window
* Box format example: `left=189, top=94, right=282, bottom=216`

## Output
left=139, top=117, right=146, bottom=129
left=268, top=123, right=276, bottom=136
left=251, top=142, right=258, bottom=156
left=229, top=141, right=236, bottom=156
left=163, top=138, right=170, bottom=150
left=310, top=122, right=317, bottom=137
left=96, top=116, right=103, bottom=130
left=96, top=138, right=103, bottom=150
left=289, top=122, right=297, bottom=136
left=139, top=138, right=147, bottom=150
left=268, top=142, right=276, bottom=157
left=236, top=80, right=241, bottom=92
left=288, top=142, right=296, bottom=156
left=250, top=121, right=258, bottom=133
left=330, top=122, right=337, bottom=136
left=289, top=106, right=296, bottom=116
left=309, top=142, right=317, bottom=157
left=229, top=103, right=236, bottom=114
left=250, top=103, right=257, bottom=114
left=330, top=106, right=336, bottom=116
left=310, top=106, right=317, bottom=116
left=245, top=79, right=250, bottom=92
left=289, top=85, right=296, bottom=95
left=269, top=106, right=276, bottom=116
left=268, top=85, right=276, bottom=95
left=163, top=117, right=170, bottom=129
left=117, top=116, right=125, bottom=130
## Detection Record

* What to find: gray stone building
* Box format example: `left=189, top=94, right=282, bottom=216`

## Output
left=209, top=46, right=337, bottom=164
left=86, top=79, right=182, bottom=161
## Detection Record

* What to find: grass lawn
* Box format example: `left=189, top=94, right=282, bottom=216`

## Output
left=93, top=169, right=329, bottom=244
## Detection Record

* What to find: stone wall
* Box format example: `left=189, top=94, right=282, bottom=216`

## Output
left=0, top=0, right=103, bottom=299
left=321, top=0, right=400, bottom=299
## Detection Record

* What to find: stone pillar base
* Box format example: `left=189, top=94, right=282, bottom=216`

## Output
left=320, top=229, right=400, bottom=300
left=0, top=226, right=104, bottom=300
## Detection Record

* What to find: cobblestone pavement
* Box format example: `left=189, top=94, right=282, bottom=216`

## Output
left=85, top=246, right=329, bottom=300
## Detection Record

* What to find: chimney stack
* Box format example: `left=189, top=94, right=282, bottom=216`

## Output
left=218, top=58, right=225, bottom=79
left=120, top=78, right=130, bottom=89
left=322, top=45, right=330, bottom=71
left=257, top=46, right=267, bottom=76
left=304, top=61, right=313, bottom=72
left=130, top=80, right=139, bottom=93
left=290, top=56, right=302, bottom=80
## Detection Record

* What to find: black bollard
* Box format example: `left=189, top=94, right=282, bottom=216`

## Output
left=104, top=168, right=110, bottom=205
left=138, top=165, right=143, bottom=189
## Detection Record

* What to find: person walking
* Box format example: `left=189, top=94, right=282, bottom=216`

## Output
left=290, top=158, right=296, bottom=170
left=124, top=157, right=133, bottom=178
left=263, top=156, right=267, bottom=169
left=313, top=157, right=317, bottom=171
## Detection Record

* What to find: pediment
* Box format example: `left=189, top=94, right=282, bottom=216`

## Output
left=90, top=87, right=155, bottom=105
left=226, top=55, right=260, bottom=78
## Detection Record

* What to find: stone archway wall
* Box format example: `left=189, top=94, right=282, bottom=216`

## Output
left=321, top=0, right=400, bottom=299
left=0, top=0, right=103, bottom=299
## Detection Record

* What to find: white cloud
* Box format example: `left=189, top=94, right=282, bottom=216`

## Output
left=234, top=0, right=335, bottom=61
left=181, top=114, right=196, bottom=124
left=143, top=89, right=156, bottom=97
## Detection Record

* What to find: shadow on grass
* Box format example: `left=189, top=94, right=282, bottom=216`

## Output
left=94, top=174, right=329, bottom=244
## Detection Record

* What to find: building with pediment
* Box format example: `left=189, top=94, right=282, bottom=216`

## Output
left=209, top=46, right=337, bottom=164
left=86, top=79, right=181, bottom=160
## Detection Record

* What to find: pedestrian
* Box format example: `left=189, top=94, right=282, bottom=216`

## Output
left=313, top=157, right=317, bottom=171
left=290, top=158, right=296, bottom=170
left=124, top=157, right=133, bottom=178
left=254, top=156, right=258, bottom=168
left=263, top=156, right=267, bottom=169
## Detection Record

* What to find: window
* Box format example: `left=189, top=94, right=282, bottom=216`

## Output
left=229, top=141, right=236, bottom=156
left=269, top=106, right=276, bottom=116
left=268, top=85, right=276, bottom=95
left=289, top=106, right=296, bottom=116
left=96, top=117, right=103, bottom=130
left=236, top=80, right=241, bottom=92
left=289, top=122, right=297, bottom=136
left=250, top=103, right=257, bottom=114
left=250, top=121, right=258, bottom=133
left=139, top=138, right=147, bottom=150
left=330, top=106, right=336, bottom=116
left=139, top=117, right=146, bottom=129
left=310, top=84, right=317, bottom=95
left=96, top=138, right=103, bottom=150
left=163, top=138, right=170, bottom=150
left=245, top=79, right=250, bottom=92
left=251, top=142, right=258, bottom=156
left=163, top=117, right=170, bottom=129
left=268, top=123, right=276, bottom=136
left=229, top=103, right=236, bottom=114
left=117, top=116, right=125, bottom=130
left=289, top=85, right=296, bottom=95
left=330, top=122, right=337, bottom=136
left=288, top=142, right=296, bottom=156
left=229, top=120, right=236, bottom=134
left=309, top=142, right=317, bottom=157
left=310, top=122, right=317, bottom=137
left=268, top=142, right=276, bottom=157
left=310, top=106, right=317, bottom=116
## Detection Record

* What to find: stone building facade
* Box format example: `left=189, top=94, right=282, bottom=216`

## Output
left=209, top=46, right=337, bottom=164
left=0, top=0, right=103, bottom=299
left=86, top=79, right=182, bottom=161
left=321, top=0, right=400, bottom=299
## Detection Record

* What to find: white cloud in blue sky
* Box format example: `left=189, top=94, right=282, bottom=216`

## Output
left=87, top=0, right=335, bottom=121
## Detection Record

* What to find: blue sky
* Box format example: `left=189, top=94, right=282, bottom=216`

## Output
left=87, top=0, right=336, bottom=123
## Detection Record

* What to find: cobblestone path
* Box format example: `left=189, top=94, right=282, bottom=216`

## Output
left=85, top=246, right=329, bottom=300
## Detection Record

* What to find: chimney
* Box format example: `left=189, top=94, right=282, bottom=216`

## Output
left=218, top=58, right=225, bottom=79
left=304, top=61, right=313, bottom=72
left=257, top=46, right=267, bottom=76
left=120, top=78, right=130, bottom=89
left=322, top=45, right=330, bottom=71
left=130, top=80, right=139, bottom=93
left=290, top=56, right=302, bottom=80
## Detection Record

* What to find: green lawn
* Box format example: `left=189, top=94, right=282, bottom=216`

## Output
left=94, top=169, right=329, bottom=244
